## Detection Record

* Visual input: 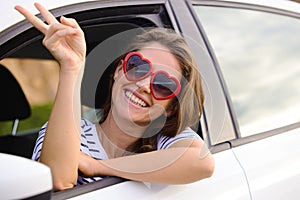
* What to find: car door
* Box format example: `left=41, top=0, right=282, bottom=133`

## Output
left=0, top=0, right=252, bottom=199
left=191, top=0, right=300, bottom=199
left=166, top=0, right=252, bottom=200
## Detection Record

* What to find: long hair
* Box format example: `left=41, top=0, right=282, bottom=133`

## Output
left=96, top=28, right=204, bottom=153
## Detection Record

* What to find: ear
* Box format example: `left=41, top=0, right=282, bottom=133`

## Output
left=113, top=60, right=124, bottom=80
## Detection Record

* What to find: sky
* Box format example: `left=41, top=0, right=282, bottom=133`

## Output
left=0, top=0, right=92, bottom=31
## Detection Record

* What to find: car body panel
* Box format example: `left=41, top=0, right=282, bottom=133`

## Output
left=70, top=150, right=250, bottom=200
left=232, top=127, right=300, bottom=199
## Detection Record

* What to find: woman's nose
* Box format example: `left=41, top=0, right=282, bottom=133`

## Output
left=135, top=76, right=151, bottom=94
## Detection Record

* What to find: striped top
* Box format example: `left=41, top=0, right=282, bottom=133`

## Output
left=31, top=119, right=200, bottom=185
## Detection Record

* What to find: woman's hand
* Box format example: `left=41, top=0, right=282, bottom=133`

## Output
left=79, top=152, right=108, bottom=178
left=15, top=3, right=86, bottom=72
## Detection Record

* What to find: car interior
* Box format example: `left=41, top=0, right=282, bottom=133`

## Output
left=0, top=63, right=36, bottom=158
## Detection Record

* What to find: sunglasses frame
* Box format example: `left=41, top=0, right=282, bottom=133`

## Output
left=123, top=52, right=181, bottom=100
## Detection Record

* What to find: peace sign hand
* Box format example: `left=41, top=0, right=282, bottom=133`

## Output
left=15, top=3, right=86, bottom=72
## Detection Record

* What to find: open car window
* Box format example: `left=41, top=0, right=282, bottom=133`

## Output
left=0, top=1, right=180, bottom=198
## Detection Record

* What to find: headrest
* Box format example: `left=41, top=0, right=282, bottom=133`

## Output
left=0, top=64, right=30, bottom=121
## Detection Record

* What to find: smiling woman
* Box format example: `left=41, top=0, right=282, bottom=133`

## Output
left=14, top=2, right=214, bottom=191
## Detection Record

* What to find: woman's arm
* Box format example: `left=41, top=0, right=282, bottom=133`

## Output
left=15, top=3, right=86, bottom=190
left=79, top=139, right=214, bottom=184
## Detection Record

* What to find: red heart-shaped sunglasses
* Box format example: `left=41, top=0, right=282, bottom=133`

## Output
left=123, top=52, right=181, bottom=100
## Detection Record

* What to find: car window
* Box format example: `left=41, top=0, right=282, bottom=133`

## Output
left=193, top=6, right=300, bottom=137
left=0, top=3, right=163, bottom=136
left=0, top=58, right=59, bottom=136
left=1, top=2, right=180, bottom=197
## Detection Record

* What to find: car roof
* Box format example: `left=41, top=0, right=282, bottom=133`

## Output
left=1, top=0, right=300, bottom=32
left=0, top=0, right=94, bottom=31
left=215, top=0, right=300, bottom=14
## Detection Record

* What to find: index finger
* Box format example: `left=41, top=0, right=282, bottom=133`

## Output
left=15, top=5, right=48, bottom=34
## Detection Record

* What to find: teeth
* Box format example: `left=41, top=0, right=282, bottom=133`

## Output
left=125, top=91, right=147, bottom=107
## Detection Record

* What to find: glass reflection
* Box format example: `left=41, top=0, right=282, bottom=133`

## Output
left=194, top=6, right=300, bottom=136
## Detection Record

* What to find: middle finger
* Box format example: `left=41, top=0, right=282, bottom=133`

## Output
left=34, top=2, right=58, bottom=25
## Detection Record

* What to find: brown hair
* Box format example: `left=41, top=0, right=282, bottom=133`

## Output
left=96, top=28, right=204, bottom=153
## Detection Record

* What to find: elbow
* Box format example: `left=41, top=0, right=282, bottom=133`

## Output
left=194, top=154, right=215, bottom=181
left=53, top=179, right=76, bottom=191
left=177, top=153, right=215, bottom=184
left=52, top=174, right=77, bottom=191
left=42, top=163, right=78, bottom=191
left=204, top=155, right=215, bottom=178
left=179, top=156, right=215, bottom=184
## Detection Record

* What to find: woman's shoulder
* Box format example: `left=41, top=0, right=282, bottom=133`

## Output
left=177, top=127, right=201, bottom=138
left=157, top=127, right=201, bottom=150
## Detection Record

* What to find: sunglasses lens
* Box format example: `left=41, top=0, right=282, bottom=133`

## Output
left=126, top=55, right=150, bottom=80
left=152, top=73, right=178, bottom=99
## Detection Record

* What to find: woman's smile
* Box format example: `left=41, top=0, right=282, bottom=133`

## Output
left=124, top=89, right=149, bottom=108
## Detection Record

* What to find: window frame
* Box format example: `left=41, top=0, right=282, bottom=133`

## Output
left=170, top=0, right=237, bottom=148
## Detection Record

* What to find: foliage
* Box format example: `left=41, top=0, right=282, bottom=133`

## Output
left=0, top=103, right=52, bottom=136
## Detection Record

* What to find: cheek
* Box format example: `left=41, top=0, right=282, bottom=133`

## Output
left=111, top=78, right=125, bottom=106
left=158, top=98, right=178, bottom=117
left=148, top=104, right=167, bottom=122
left=112, top=72, right=128, bottom=93
left=152, top=99, right=171, bottom=113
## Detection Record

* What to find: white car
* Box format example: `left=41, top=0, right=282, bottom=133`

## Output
left=1, top=0, right=300, bottom=199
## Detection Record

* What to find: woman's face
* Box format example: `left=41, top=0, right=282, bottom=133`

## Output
left=111, top=42, right=182, bottom=127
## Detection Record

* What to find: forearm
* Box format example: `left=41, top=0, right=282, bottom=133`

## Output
left=15, top=3, right=87, bottom=190
left=40, top=63, right=84, bottom=190
left=99, top=142, right=214, bottom=184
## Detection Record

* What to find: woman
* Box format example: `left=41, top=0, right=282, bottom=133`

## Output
left=15, top=3, right=214, bottom=190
